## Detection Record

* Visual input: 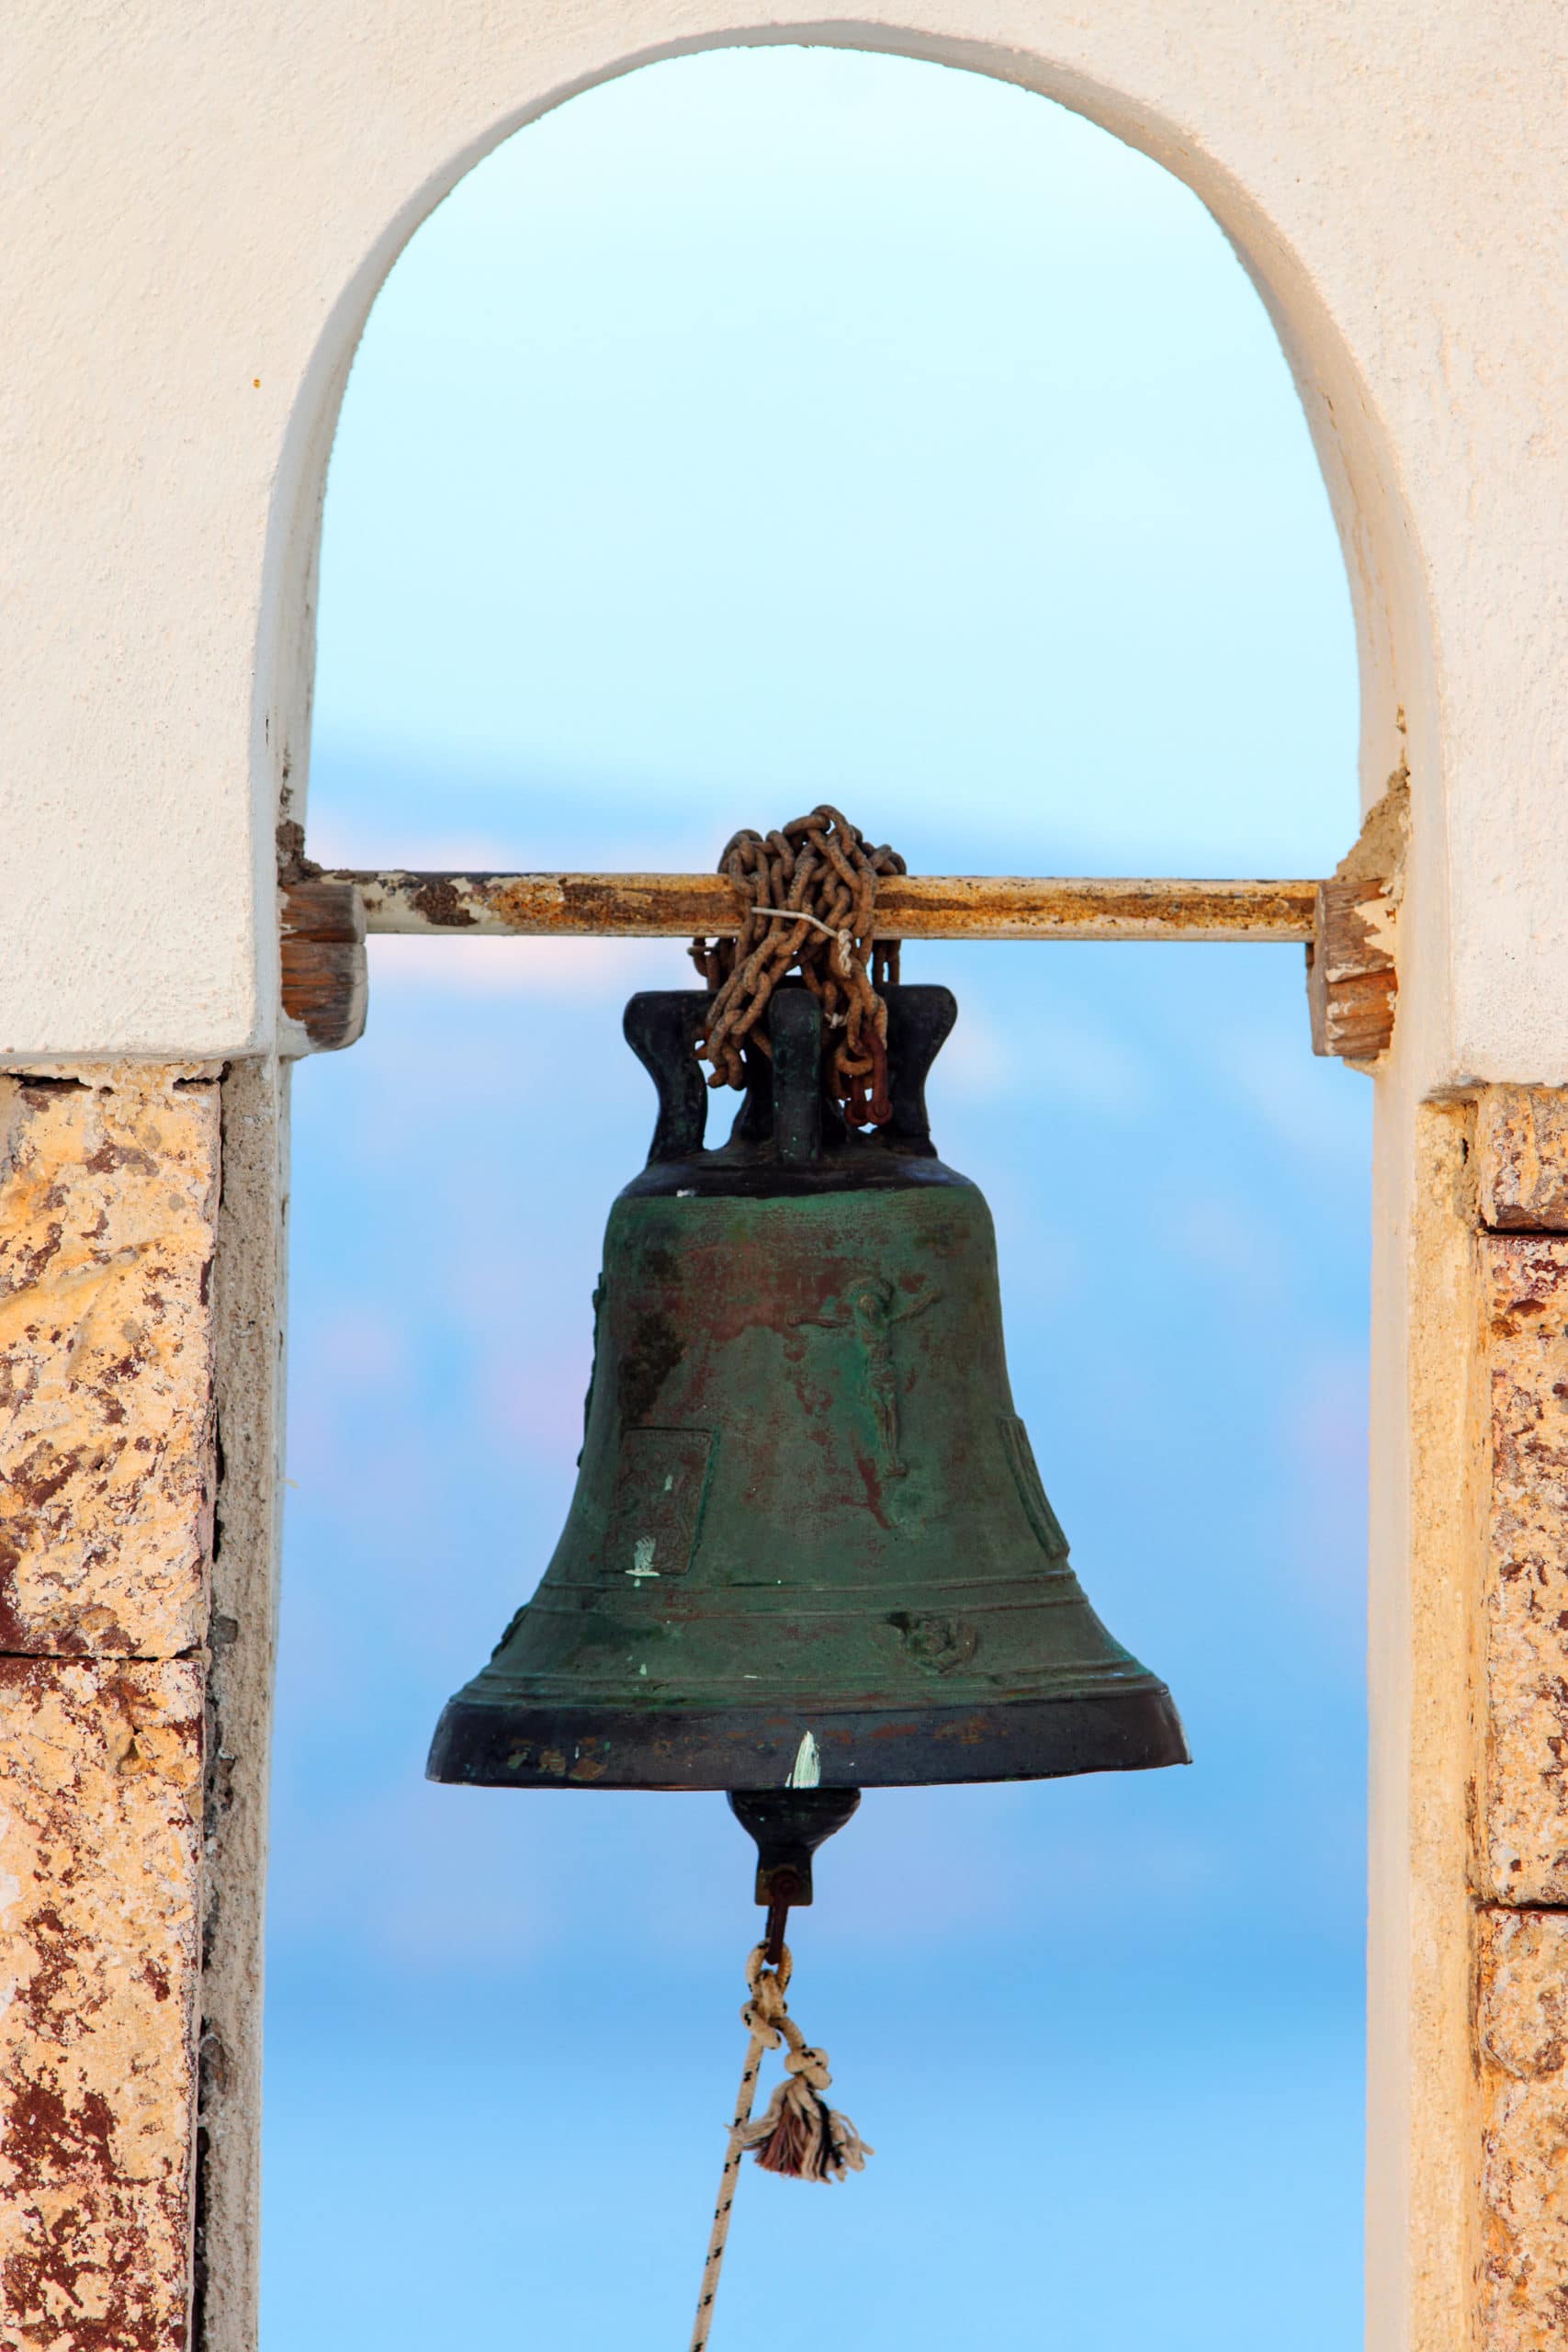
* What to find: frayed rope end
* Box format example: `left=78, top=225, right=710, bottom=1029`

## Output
left=732, top=2043, right=873, bottom=2183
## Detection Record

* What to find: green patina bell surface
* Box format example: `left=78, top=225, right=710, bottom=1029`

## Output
left=427, top=983, right=1188, bottom=1793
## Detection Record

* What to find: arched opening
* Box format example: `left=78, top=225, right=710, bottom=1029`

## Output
left=266, top=47, right=1365, bottom=2347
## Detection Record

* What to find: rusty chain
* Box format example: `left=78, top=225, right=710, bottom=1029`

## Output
left=689, top=806, right=905, bottom=1126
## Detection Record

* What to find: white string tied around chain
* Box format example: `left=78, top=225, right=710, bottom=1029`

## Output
left=688, top=1940, right=872, bottom=2352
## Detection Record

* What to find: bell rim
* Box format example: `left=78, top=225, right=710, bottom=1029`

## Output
left=425, top=1683, right=1190, bottom=1792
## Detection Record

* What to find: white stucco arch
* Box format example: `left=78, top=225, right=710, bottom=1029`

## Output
left=14, top=2, right=1565, bottom=1091
left=258, top=20, right=1429, bottom=1034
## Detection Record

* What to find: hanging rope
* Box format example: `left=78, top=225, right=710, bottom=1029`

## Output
left=689, top=1939, right=872, bottom=2352
left=689, top=806, right=906, bottom=1128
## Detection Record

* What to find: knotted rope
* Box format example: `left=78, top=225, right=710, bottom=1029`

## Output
left=689, top=1940, right=872, bottom=2352
left=689, top=806, right=906, bottom=1127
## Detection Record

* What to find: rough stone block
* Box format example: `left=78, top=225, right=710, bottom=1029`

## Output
left=1480, top=1237, right=1568, bottom=1901
left=0, top=1068, right=220, bottom=1656
left=1478, top=1909, right=1568, bottom=2351
left=1478, top=1089, right=1568, bottom=1232
left=0, top=1656, right=203, bottom=2350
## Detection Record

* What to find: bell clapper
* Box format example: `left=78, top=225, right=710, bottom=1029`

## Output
left=690, top=1790, right=871, bottom=2352
left=727, top=1783, right=858, bottom=1962
left=727, top=1785, right=861, bottom=1944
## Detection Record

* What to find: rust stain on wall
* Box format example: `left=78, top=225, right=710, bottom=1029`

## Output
left=0, top=1069, right=219, bottom=1657
left=0, top=1657, right=204, bottom=2350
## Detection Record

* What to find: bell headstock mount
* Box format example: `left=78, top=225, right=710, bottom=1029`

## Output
left=624, top=981, right=958, bottom=1170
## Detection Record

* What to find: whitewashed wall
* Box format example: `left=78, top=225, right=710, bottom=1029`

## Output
left=5, top=6, right=1566, bottom=1087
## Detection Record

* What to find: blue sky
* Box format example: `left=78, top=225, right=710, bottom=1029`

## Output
left=271, top=47, right=1367, bottom=2349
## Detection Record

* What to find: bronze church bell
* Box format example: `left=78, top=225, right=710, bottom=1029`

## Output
left=428, top=982, right=1188, bottom=1834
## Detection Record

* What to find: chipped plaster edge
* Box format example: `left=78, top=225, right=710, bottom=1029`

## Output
left=196, top=1054, right=290, bottom=2352
left=1366, top=1084, right=1487, bottom=2352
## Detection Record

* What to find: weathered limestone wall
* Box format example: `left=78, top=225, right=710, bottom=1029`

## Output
left=2, top=1072, right=219, bottom=1657
left=1471, top=1088, right=1568, bottom=2352
left=0, top=1068, right=220, bottom=2351
left=1477, top=1912, right=1568, bottom=2351
left=0, top=1658, right=204, bottom=2351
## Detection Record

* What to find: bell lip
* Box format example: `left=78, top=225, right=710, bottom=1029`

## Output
left=424, top=1685, right=1190, bottom=1792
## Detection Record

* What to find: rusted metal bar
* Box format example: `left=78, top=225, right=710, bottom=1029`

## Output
left=323, top=869, right=1320, bottom=944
